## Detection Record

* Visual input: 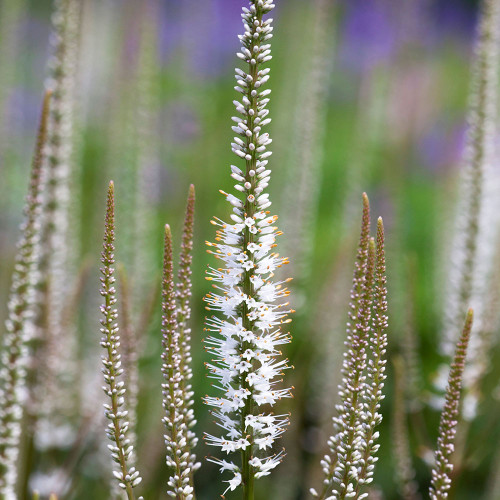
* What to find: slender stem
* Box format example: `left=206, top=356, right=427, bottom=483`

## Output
left=239, top=4, right=266, bottom=498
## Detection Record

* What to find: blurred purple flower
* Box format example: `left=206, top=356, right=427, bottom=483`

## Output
left=338, top=0, right=478, bottom=74
left=417, top=122, right=467, bottom=173
left=339, top=0, right=398, bottom=72
left=9, top=89, right=44, bottom=139
left=165, top=102, right=199, bottom=144
left=432, top=0, right=478, bottom=40
left=159, top=0, right=241, bottom=78
left=158, top=2, right=185, bottom=63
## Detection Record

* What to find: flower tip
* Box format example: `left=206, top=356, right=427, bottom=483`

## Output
left=42, top=89, right=52, bottom=111
left=108, top=180, right=114, bottom=191
left=164, top=224, right=172, bottom=239
left=465, top=309, right=474, bottom=329
left=361, top=192, right=370, bottom=219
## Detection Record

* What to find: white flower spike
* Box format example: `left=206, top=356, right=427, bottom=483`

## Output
left=204, top=0, right=293, bottom=496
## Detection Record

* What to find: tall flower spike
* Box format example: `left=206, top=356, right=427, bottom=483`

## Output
left=35, top=0, right=81, bottom=450
left=441, top=0, right=500, bottom=375
left=40, top=0, right=80, bottom=349
left=354, top=217, right=388, bottom=496
left=204, top=1, right=293, bottom=497
left=429, top=309, right=473, bottom=500
left=279, top=0, right=334, bottom=293
left=0, top=91, right=50, bottom=498
left=310, top=193, right=374, bottom=500
left=99, top=181, right=142, bottom=499
left=331, top=238, right=375, bottom=500
left=133, top=2, right=162, bottom=303
left=176, top=185, right=199, bottom=471
left=161, top=224, right=196, bottom=500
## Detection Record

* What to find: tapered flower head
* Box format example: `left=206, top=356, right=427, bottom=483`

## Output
left=430, top=309, right=473, bottom=500
left=311, top=196, right=389, bottom=500
left=161, top=196, right=199, bottom=499
left=99, top=181, right=142, bottom=498
left=0, top=91, right=50, bottom=497
left=203, top=0, right=293, bottom=495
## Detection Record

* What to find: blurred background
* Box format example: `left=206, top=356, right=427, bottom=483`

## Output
left=2, top=0, right=499, bottom=499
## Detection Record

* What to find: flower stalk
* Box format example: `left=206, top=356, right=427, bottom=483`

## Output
left=161, top=220, right=197, bottom=500
left=176, top=185, right=198, bottom=478
left=429, top=309, right=473, bottom=500
left=204, top=1, right=293, bottom=497
left=279, top=0, right=335, bottom=292
left=99, top=181, right=142, bottom=499
left=312, top=196, right=389, bottom=500
left=354, top=217, right=388, bottom=494
left=0, top=91, right=51, bottom=498
left=333, top=237, right=375, bottom=500
left=35, top=0, right=81, bottom=453
left=442, top=0, right=500, bottom=360
left=312, top=194, right=371, bottom=499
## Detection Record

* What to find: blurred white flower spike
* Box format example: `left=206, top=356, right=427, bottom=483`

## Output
left=0, top=91, right=50, bottom=499
left=203, top=0, right=293, bottom=496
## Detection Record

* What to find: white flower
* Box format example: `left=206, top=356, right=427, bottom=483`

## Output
left=247, top=242, right=260, bottom=252
left=225, top=473, right=242, bottom=494
left=255, top=435, right=274, bottom=450
left=242, top=260, right=255, bottom=271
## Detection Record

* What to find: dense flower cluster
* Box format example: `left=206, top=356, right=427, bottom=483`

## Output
left=161, top=225, right=194, bottom=499
left=99, top=182, right=142, bottom=498
left=441, top=0, right=500, bottom=422
left=355, top=218, right=388, bottom=492
left=175, top=185, right=198, bottom=461
left=0, top=92, right=50, bottom=499
left=311, top=195, right=388, bottom=500
left=203, top=0, right=293, bottom=494
left=430, top=310, right=473, bottom=500
left=161, top=187, right=199, bottom=500
left=36, top=0, right=80, bottom=453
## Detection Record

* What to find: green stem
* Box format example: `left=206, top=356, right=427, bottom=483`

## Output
left=238, top=3, right=266, bottom=498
